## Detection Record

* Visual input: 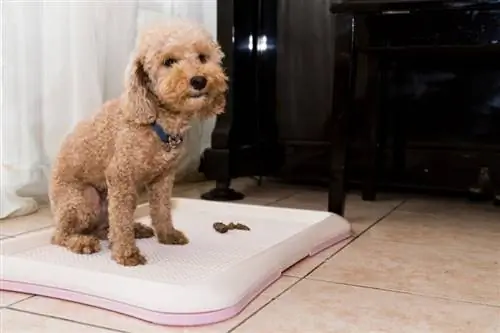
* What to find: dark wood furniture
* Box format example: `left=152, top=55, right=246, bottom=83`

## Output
left=200, top=0, right=281, bottom=202
left=328, top=0, right=500, bottom=212
left=200, top=0, right=500, bottom=216
left=200, top=0, right=353, bottom=215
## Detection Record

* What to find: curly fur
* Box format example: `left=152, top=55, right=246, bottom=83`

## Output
left=49, top=20, right=228, bottom=266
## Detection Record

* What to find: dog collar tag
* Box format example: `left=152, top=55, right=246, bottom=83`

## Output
left=151, top=121, right=183, bottom=151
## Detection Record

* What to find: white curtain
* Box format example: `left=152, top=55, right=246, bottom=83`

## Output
left=0, top=0, right=217, bottom=219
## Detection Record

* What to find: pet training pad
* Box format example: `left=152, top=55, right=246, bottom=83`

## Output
left=0, top=198, right=351, bottom=326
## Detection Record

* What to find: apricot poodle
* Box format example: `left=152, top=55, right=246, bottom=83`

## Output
left=49, top=20, right=228, bottom=266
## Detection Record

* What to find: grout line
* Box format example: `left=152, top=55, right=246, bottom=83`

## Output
left=228, top=277, right=303, bottom=332
left=302, top=278, right=500, bottom=309
left=273, top=191, right=300, bottom=202
left=264, top=192, right=298, bottom=207
left=229, top=199, right=409, bottom=331
left=299, top=199, right=408, bottom=280
left=6, top=308, right=128, bottom=333
left=4, top=295, right=36, bottom=308
left=3, top=195, right=409, bottom=332
left=282, top=239, right=352, bottom=278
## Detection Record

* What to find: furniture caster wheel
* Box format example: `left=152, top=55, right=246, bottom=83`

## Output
left=201, top=188, right=245, bottom=201
left=468, top=167, right=493, bottom=202
left=493, top=193, right=500, bottom=207
left=467, top=186, right=492, bottom=202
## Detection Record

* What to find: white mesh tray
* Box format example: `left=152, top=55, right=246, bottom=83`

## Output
left=0, top=198, right=351, bottom=326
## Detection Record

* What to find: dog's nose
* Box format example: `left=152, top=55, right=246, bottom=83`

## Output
left=190, top=76, right=207, bottom=90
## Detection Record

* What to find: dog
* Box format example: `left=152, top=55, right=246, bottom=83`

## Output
left=49, top=20, right=228, bottom=266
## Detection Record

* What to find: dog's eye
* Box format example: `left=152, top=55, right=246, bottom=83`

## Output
left=163, top=58, right=177, bottom=67
left=198, top=54, right=208, bottom=64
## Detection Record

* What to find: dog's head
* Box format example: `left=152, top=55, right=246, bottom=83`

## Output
left=124, top=20, right=228, bottom=124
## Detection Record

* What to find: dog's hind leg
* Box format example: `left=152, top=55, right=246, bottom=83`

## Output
left=95, top=223, right=154, bottom=242
left=91, top=191, right=110, bottom=240
left=50, top=182, right=102, bottom=254
left=90, top=195, right=154, bottom=241
left=133, top=222, right=154, bottom=239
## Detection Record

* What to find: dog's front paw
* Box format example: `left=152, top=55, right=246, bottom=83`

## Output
left=63, top=235, right=101, bottom=254
left=111, top=245, right=146, bottom=266
left=158, top=229, right=189, bottom=245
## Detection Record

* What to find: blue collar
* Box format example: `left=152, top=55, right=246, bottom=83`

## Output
left=151, top=121, right=183, bottom=150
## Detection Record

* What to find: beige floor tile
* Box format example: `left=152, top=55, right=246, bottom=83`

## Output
left=283, top=190, right=404, bottom=209
left=344, top=205, right=395, bottom=235
left=271, top=191, right=401, bottom=235
left=0, top=207, right=54, bottom=236
left=12, top=276, right=298, bottom=333
left=233, top=279, right=500, bottom=333
left=310, top=236, right=500, bottom=306
left=0, top=308, right=115, bottom=333
left=399, top=196, right=499, bottom=216
left=284, top=238, right=352, bottom=278
left=177, top=178, right=299, bottom=206
left=174, top=180, right=215, bottom=197
left=366, top=210, right=500, bottom=252
left=0, top=291, right=32, bottom=307
left=233, top=180, right=300, bottom=203
left=173, top=182, right=204, bottom=194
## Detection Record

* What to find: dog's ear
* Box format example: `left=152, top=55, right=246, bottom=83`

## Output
left=199, top=92, right=226, bottom=119
left=125, top=59, right=157, bottom=124
left=212, top=92, right=227, bottom=116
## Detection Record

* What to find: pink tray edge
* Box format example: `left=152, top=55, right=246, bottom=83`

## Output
left=1, top=231, right=351, bottom=327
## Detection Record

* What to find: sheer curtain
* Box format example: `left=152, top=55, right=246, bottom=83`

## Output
left=0, top=0, right=217, bottom=219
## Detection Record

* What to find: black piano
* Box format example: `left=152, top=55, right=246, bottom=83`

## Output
left=201, top=0, right=500, bottom=215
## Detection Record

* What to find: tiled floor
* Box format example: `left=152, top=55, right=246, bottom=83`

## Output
left=1, top=178, right=499, bottom=332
